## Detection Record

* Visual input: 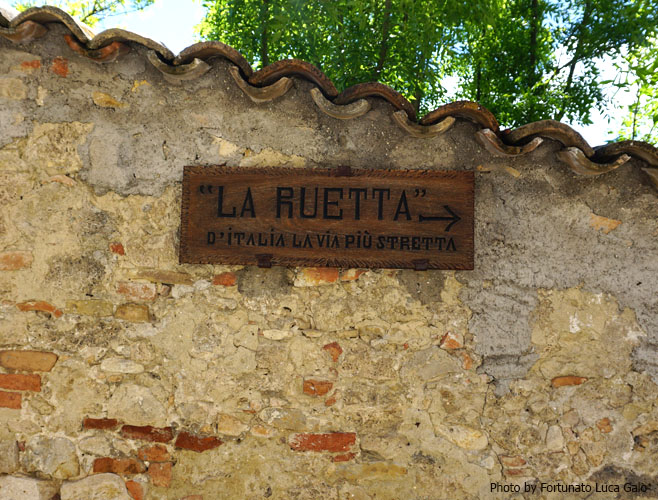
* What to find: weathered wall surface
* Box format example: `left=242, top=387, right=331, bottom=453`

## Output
left=1, top=22, right=658, bottom=500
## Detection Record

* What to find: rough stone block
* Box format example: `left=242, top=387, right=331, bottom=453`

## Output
left=23, top=435, right=79, bottom=479
left=65, top=300, right=114, bottom=317
left=0, top=78, right=27, bottom=100
left=0, top=476, right=58, bottom=500
left=0, top=440, right=19, bottom=473
left=60, top=473, right=132, bottom=500
left=114, top=304, right=151, bottom=322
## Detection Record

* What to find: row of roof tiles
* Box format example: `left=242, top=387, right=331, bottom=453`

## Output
left=1, top=5, right=657, bottom=189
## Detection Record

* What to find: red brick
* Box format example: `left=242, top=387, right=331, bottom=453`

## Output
left=551, top=376, right=588, bottom=388
left=51, top=57, right=68, bottom=77
left=16, top=301, right=62, bottom=318
left=597, top=418, right=613, bottom=433
left=0, top=251, right=33, bottom=270
left=340, top=269, right=366, bottom=281
left=149, top=462, right=172, bottom=487
left=180, top=496, right=203, bottom=500
left=83, top=417, right=120, bottom=430
left=138, top=444, right=170, bottom=462
left=505, top=468, right=531, bottom=477
left=93, top=457, right=145, bottom=475
left=0, top=373, right=40, bottom=391
left=323, top=342, right=342, bottom=362
left=500, top=455, right=526, bottom=467
left=110, top=242, right=125, bottom=255
left=332, top=452, right=356, bottom=462
left=126, top=480, right=144, bottom=500
left=117, top=282, right=157, bottom=302
left=0, top=350, right=58, bottom=372
left=121, top=425, right=174, bottom=443
left=20, top=60, right=41, bottom=69
left=303, top=379, right=333, bottom=396
left=212, top=272, right=236, bottom=286
left=439, top=332, right=463, bottom=349
left=0, top=391, right=21, bottom=409
left=175, top=431, right=223, bottom=452
left=289, top=432, right=356, bottom=453
left=461, top=352, right=473, bottom=370
left=324, top=395, right=337, bottom=407
left=299, top=267, right=339, bottom=285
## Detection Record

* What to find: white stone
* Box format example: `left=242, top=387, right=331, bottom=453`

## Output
left=60, top=473, right=132, bottom=500
left=262, top=329, right=292, bottom=340
left=0, top=78, right=27, bottom=100
left=23, top=436, right=79, bottom=479
left=433, top=423, right=488, bottom=451
left=0, top=476, right=58, bottom=500
left=100, top=357, right=144, bottom=374
left=216, top=413, right=249, bottom=436
left=78, top=435, right=113, bottom=456
left=106, top=384, right=167, bottom=426
left=546, top=425, right=565, bottom=452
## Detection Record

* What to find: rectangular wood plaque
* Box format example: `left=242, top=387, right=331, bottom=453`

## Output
left=180, top=166, right=474, bottom=269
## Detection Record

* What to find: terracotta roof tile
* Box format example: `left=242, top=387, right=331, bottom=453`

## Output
left=0, top=6, right=656, bottom=184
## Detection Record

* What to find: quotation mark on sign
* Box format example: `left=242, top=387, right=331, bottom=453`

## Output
left=199, top=185, right=214, bottom=194
left=414, top=189, right=426, bottom=197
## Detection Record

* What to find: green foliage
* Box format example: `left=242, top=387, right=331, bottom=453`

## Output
left=198, top=0, right=658, bottom=134
left=12, top=0, right=155, bottom=27
left=614, top=39, right=658, bottom=143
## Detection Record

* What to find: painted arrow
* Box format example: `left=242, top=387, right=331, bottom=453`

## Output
left=418, top=205, right=461, bottom=231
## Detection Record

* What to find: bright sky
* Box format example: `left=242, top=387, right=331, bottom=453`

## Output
left=13, top=0, right=632, bottom=146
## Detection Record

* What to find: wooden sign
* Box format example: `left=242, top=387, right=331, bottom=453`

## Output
left=180, top=166, right=474, bottom=269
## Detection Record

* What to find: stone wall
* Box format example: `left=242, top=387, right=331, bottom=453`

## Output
left=1, top=19, right=658, bottom=500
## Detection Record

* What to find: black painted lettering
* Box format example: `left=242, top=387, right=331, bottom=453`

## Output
left=393, top=190, right=411, bottom=221
left=299, top=187, right=319, bottom=218
left=372, top=188, right=390, bottom=220
left=348, top=188, right=367, bottom=220
left=376, top=236, right=385, bottom=249
left=240, top=187, right=256, bottom=217
left=447, top=238, right=456, bottom=251
left=207, top=231, right=215, bottom=244
left=276, top=187, right=294, bottom=218
left=323, top=188, right=344, bottom=220
left=217, top=186, right=236, bottom=218
left=345, top=234, right=355, bottom=248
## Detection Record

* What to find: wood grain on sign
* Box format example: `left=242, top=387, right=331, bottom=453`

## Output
left=180, top=166, right=474, bottom=269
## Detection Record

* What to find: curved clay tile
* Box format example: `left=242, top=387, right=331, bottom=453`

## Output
left=0, top=21, right=48, bottom=43
left=310, top=88, right=370, bottom=119
left=476, top=129, right=543, bottom=157
left=89, top=28, right=174, bottom=61
left=146, top=51, right=210, bottom=84
left=174, top=41, right=253, bottom=78
left=334, top=82, right=416, bottom=122
left=229, top=65, right=293, bottom=103
left=64, top=34, right=129, bottom=63
left=642, top=168, right=658, bottom=190
left=392, top=110, right=454, bottom=138
left=10, top=6, right=95, bottom=43
left=593, top=140, right=658, bottom=168
left=557, top=147, right=630, bottom=175
left=504, top=120, right=595, bottom=157
left=249, top=59, right=338, bottom=98
left=420, top=101, right=499, bottom=132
